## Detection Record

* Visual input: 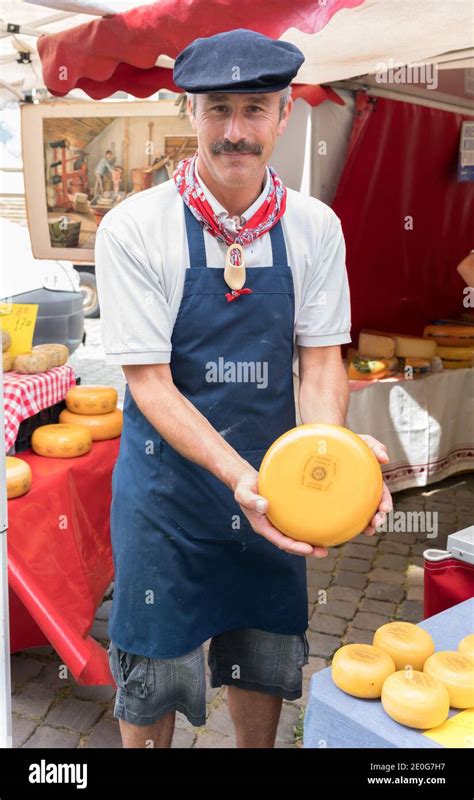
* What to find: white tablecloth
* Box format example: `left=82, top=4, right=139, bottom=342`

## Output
left=294, top=368, right=474, bottom=493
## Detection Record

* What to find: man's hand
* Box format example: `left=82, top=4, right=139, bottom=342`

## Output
left=356, top=434, right=393, bottom=536
left=234, top=470, right=329, bottom=559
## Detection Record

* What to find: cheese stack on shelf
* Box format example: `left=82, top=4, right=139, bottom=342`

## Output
left=423, top=324, right=474, bottom=370
left=347, top=329, right=439, bottom=379
left=59, top=385, right=123, bottom=440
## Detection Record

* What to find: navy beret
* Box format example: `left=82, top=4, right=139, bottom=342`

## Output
left=173, top=28, right=305, bottom=94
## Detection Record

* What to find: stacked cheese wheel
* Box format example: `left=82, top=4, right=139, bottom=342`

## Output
left=6, top=456, right=32, bottom=499
left=59, top=385, right=122, bottom=441
left=423, top=325, right=474, bottom=370
left=331, top=621, right=474, bottom=730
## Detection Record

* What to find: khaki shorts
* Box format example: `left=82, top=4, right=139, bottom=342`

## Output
left=108, top=627, right=309, bottom=727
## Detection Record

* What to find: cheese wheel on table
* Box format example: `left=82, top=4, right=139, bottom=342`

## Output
left=59, top=408, right=122, bottom=440
left=2, top=329, right=11, bottom=352
left=65, top=385, right=118, bottom=415
left=13, top=351, right=52, bottom=374
left=257, top=423, right=383, bottom=546
left=373, top=622, right=435, bottom=670
left=2, top=352, right=13, bottom=372
left=423, top=651, right=474, bottom=709
left=31, top=424, right=92, bottom=458
left=381, top=670, right=450, bottom=729
left=6, top=456, right=32, bottom=499
left=437, top=346, right=474, bottom=362
left=442, top=359, right=472, bottom=370
left=423, top=324, right=474, bottom=348
left=458, top=634, right=474, bottom=662
left=33, top=343, right=69, bottom=367
left=331, top=644, right=395, bottom=698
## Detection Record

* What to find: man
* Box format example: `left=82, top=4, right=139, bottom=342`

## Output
left=95, top=29, right=392, bottom=749
left=93, top=149, right=116, bottom=198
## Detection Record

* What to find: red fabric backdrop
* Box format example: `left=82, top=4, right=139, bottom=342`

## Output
left=332, top=92, right=474, bottom=348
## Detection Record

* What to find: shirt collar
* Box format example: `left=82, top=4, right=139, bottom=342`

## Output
left=195, top=160, right=270, bottom=227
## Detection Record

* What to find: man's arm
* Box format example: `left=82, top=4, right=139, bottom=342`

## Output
left=298, top=344, right=349, bottom=425
left=124, top=363, right=327, bottom=559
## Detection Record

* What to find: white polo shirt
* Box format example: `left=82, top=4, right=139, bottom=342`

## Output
left=94, top=172, right=352, bottom=366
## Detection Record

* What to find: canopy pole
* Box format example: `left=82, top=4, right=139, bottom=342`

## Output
left=0, top=363, right=12, bottom=749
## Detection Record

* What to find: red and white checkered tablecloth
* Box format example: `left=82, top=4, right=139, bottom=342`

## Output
left=3, top=365, right=77, bottom=452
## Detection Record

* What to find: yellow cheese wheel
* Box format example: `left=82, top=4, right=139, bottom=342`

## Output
left=437, top=346, right=474, bottom=362
left=3, top=352, right=13, bottom=372
left=257, top=424, right=383, bottom=546
left=442, top=359, right=472, bottom=370
left=424, top=324, right=474, bottom=348
left=458, top=634, right=474, bottom=662
left=59, top=408, right=122, bottom=440
left=331, top=644, right=395, bottom=698
left=6, top=456, right=32, bottom=499
left=13, top=351, right=52, bottom=374
left=33, top=343, right=69, bottom=367
left=2, top=329, right=11, bottom=352
left=65, top=385, right=118, bottom=415
left=381, top=670, right=450, bottom=729
left=424, top=651, right=474, bottom=709
left=31, top=423, right=92, bottom=458
left=373, top=622, right=435, bottom=670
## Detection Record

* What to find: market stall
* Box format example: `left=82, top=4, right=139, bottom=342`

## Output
left=0, top=0, right=473, bottom=755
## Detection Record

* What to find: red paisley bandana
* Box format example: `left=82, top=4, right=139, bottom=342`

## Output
left=173, top=152, right=287, bottom=247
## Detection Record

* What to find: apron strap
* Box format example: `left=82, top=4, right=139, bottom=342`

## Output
left=183, top=200, right=289, bottom=268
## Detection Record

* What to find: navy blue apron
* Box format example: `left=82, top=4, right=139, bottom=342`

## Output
left=108, top=203, right=308, bottom=659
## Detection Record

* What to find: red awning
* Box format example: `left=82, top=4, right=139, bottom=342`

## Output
left=36, top=0, right=363, bottom=103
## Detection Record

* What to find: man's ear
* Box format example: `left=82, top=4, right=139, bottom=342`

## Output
left=277, top=95, right=293, bottom=136
left=186, top=96, right=197, bottom=131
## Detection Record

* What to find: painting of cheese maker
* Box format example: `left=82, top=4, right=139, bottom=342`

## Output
left=40, top=112, right=197, bottom=253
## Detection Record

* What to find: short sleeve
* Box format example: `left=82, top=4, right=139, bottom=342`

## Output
left=295, top=211, right=352, bottom=347
left=95, top=226, right=173, bottom=365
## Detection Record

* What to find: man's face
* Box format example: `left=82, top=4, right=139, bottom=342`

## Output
left=188, top=92, right=292, bottom=188
left=106, top=152, right=113, bottom=161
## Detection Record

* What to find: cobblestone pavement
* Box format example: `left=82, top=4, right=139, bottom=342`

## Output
left=10, top=320, right=474, bottom=748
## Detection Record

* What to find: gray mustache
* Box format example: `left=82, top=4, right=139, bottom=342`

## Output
left=211, top=141, right=263, bottom=155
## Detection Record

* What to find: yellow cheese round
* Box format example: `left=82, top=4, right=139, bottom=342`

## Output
left=3, top=352, right=13, bottom=372
left=458, top=634, right=474, bottom=662
left=331, top=644, right=395, bottom=698
left=442, top=359, right=472, bottom=370
left=373, top=622, right=435, bottom=670
left=424, top=324, right=474, bottom=348
left=31, top=424, right=92, bottom=458
left=6, top=456, right=32, bottom=499
left=33, top=343, right=69, bottom=367
left=437, top=346, right=474, bottom=362
left=424, top=651, right=474, bottom=709
left=59, top=408, right=123, bottom=440
left=2, top=329, right=11, bottom=352
left=65, top=385, right=118, bottom=415
left=381, top=670, right=450, bottom=729
left=257, top=424, right=383, bottom=546
left=13, top=351, right=52, bottom=374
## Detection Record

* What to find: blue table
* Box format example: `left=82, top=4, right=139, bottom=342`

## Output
left=303, top=598, right=474, bottom=748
